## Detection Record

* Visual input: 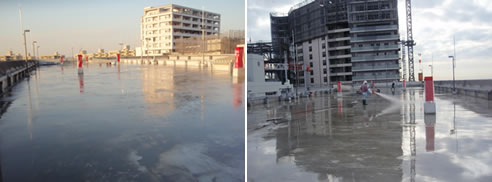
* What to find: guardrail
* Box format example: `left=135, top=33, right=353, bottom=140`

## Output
left=0, top=61, right=37, bottom=95
left=434, top=80, right=492, bottom=100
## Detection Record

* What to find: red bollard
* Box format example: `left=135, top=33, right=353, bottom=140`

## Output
left=234, top=46, right=244, bottom=68
left=77, top=54, right=83, bottom=74
left=337, top=81, right=342, bottom=97
left=117, top=53, right=120, bottom=63
left=403, top=80, right=406, bottom=90
left=424, top=76, right=436, bottom=114
left=60, top=56, right=64, bottom=64
left=371, top=81, right=375, bottom=94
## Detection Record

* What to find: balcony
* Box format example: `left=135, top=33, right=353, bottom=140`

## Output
left=350, top=25, right=398, bottom=33
left=330, top=63, right=352, bottom=68
left=327, top=37, right=350, bottom=42
left=351, top=35, right=399, bottom=43
left=330, top=72, right=352, bottom=76
left=352, top=54, right=399, bottom=62
left=328, top=45, right=351, bottom=51
left=352, top=74, right=400, bottom=81
left=351, top=44, right=400, bottom=52
left=352, top=64, right=400, bottom=72
left=330, top=54, right=351, bottom=59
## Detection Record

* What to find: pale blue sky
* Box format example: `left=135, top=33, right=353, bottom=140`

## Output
left=0, top=0, right=245, bottom=57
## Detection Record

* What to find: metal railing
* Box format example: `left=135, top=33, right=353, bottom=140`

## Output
left=351, top=25, right=398, bottom=32
left=352, top=54, right=399, bottom=62
left=351, top=35, right=399, bottom=42
left=351, top=44, right=399, bottom=52
left=352, top=64, right=400, bottom=71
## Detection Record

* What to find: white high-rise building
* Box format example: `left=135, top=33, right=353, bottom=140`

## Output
left=138, top=4, right=221, bottom=56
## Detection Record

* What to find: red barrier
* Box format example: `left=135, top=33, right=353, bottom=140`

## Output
left=234, top=47, right=244, bottom=68
left=424, top=77, right=434, bottom=102
left=60, top=56, right=64, bottom=64
left=117, top=53, right=120, bottom=63
left=403, top=80, right=406, bottom=88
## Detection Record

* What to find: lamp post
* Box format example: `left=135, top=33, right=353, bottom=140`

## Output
left=448, top=55, right=455, bottom=93
left=37, top=46, right=40, bottom=60
left=32, top=41, right=37, bottom=59
left=23, top=29, right=30, bottom=62
left=428, top=65, right=433, bottom=77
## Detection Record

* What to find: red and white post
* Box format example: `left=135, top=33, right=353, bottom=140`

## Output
left=337, top=81, right=342, bottom=97
left=424, top=76, right=436, bottom=114
left=60, top=56, right=64, bottom=64
left=77, top=54, right=83, bottom=74
left=403, top=79, right=406, bottom=91
left=371, top=81, right=375, bottom=94
left=117, top=53, right=120, bottom=63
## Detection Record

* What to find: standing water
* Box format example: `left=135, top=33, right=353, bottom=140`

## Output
left=0, top=64, right=244, bottom=181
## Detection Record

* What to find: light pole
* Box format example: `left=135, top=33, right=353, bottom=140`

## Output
left=32, top=41, right=37, bottom=59
left=448, top=55, right=456, bottom=93
left=23, top=29, right=30, bottom=62
left=428, top=65, right=433, bottom=77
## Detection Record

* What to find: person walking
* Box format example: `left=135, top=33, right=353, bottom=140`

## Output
left=360, top=80, right=370, bottom=105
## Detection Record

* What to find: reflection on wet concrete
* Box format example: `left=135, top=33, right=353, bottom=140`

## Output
left=0, top=63, right=244, bottom=181
left=248, top=88, right=492, bottom=182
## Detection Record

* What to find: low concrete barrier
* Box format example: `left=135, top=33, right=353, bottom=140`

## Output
left=434, top=80, right=492, bottom=100
left=0, top=61, right=37, bottom=95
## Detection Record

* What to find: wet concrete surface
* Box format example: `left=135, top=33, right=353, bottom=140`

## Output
left=248, top=88, right=492, bottom=182
left=0, top=63, right=244, bottom=181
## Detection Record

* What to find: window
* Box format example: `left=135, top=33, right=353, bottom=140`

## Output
left=309, top=62, right=314, bottom=67
left=359, top=44, right=363, bottom=47
left=309, top=46, right=312, bottom=52
left=321, top=37, right=325, bottom=40
left=310, top=71, right=314, bottom=75
left=324, top=77, right=328, bottom=82
left=322, top=43, right=326, bottom=49
left=309, top=54, right=313, bottom=60
left=311, top=78, right=314, bottom=83
left=309, top=40, right=312, bottom=44
left=323, top=60, right=327, bottom=66
left=384, top=42, right=389, bottom=46
left=323, top=68, right=327, bottom=74
left=322, top=52, right=326, bottom=57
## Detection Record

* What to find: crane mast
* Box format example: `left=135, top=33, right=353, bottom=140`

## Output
left=405, top=0, right=416, bottom=81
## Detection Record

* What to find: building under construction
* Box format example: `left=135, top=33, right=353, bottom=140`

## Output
left=271, top=0, right=401, bottom=88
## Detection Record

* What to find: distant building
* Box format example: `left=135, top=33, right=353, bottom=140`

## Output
left=137, top=4, right=221, bottom=56
left=270, top=0, right=400, bottom=88
left=40, top=52, right=64, bottom=60
left=1, top=50, right=29, bottom=61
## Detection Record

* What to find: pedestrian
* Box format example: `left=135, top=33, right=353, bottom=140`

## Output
left=360, top=80, right=370, bottom=105
left=391, top=81, right=396, bottom=91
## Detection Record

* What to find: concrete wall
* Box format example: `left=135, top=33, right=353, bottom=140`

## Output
left=434, top=80, right=492, bottom=100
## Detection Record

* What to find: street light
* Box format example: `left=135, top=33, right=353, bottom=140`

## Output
left=428, top=65, right=433, bottom=77
left=448, top=55, right=456, bottom=93
left=37, top=46, right=40, bottom=59
left=32, top=41, right=37, bottom=59
left=23, top=29, right=30, bottom=62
